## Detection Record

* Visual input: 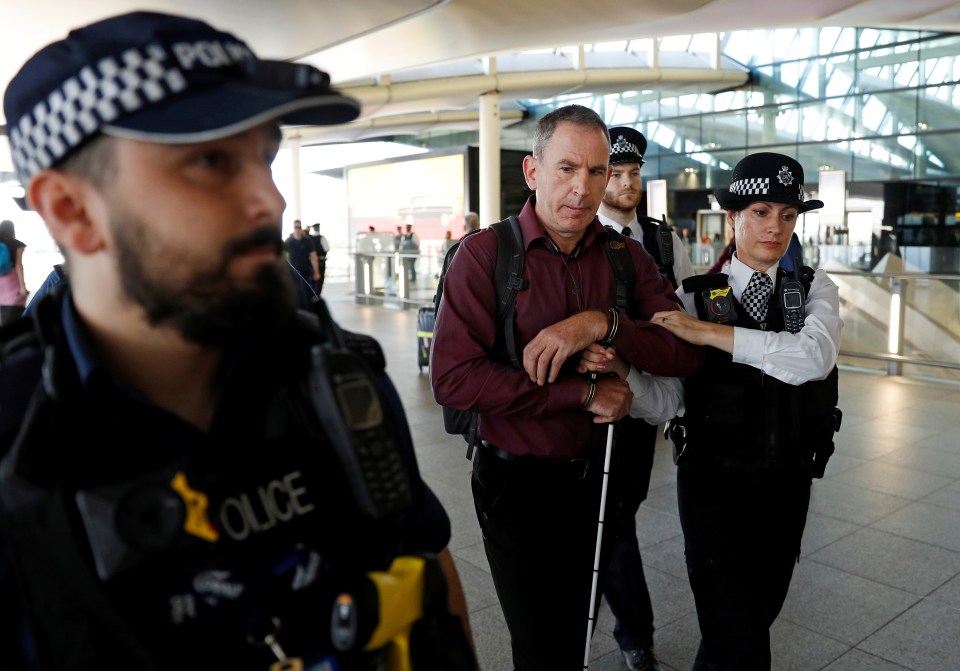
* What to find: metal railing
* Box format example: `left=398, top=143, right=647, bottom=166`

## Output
left=825, top=268, right=960, bottom=381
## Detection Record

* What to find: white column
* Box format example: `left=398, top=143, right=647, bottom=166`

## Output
left=479, top=92, right=501, bottom=224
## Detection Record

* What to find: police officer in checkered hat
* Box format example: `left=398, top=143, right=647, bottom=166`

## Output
left=0, top=11, right=475, bottom=670
left=652, top=152, right=843, bottom=669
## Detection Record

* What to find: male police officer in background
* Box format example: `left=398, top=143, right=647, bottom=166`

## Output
left=653, top=152, right=842, bottom=669
left=0, top=11, right=473, bottom=669
left=594, top=126, right=694, bottom=671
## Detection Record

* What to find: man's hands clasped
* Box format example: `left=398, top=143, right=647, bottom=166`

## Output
left=521, top=310, right=632, bottom=423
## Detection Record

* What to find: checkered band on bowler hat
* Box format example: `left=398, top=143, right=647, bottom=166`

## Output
left=714, top=152, right=824, bottom=214
left=3, top=11, right=361, bottom=185
left=608, top=126, right=647, bottom=166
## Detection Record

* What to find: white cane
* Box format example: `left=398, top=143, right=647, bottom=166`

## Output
left=582, top=422, right=615, bottom=669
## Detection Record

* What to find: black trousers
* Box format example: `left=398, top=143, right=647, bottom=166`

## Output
left=604, top=418, right=658, bottom=651
left=678, top=457, right=811, bottom=671
left=472, top=445, right=614, bottom=671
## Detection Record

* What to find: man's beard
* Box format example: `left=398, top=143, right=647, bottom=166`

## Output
left=602, top=190, right=641, bottom=214
left=112, top=208, right=298, bottom=347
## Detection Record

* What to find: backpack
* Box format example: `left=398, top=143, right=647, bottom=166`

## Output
left=0, top=244, right=13, bottom=276
left=433, top=217, right=635, bottom=459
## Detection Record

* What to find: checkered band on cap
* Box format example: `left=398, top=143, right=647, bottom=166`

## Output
left=729, top=177, right=770, bottom=197
left=9, top=39, right=252, bottom=184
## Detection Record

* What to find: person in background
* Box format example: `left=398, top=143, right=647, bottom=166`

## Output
left=431, top=104, right=703, bottom=670
left=463, top=211, right=480, bottom=234
left=400, top=223, right=420, bottom=284
left=0, top=11, right=474, bottom=669
left=283, top=219, right=320, bottom=306
left=309, top=222, right=330, bottom=294
left=442, top=230, right=456, bottom=255
left=0, top=220, right=28, bottom=323
left=594, top=126, right=694, bottom=671
left=653, top=152, right=842, bottom=670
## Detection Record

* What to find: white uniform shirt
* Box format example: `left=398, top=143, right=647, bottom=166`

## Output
left=679, top=254, right=843, bottom=386
left=597, top=212, right=692, bottom=424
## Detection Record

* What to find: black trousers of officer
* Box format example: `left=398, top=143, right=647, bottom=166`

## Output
left=472, top=443, right=614, bottom=671
left=604, top=418, right=658, bottom=652
left=678, top=454, right=812, bottom=671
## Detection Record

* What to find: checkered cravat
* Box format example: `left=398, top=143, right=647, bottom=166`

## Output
left=741, top=271, right=773, bottom=322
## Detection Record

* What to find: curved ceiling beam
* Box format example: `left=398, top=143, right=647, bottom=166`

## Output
left=340, top=67, right=751, bottom=120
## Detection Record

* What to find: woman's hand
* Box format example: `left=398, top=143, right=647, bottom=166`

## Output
left=651, top=310, right=735, bottom=353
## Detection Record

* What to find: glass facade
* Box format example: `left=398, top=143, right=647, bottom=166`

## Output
left=483, top=28, right=960, bottom=274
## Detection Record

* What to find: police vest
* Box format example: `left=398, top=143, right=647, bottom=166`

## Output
left=681, top=269, right=839, bottom=473
left=0, top=292, right=447, bottom=670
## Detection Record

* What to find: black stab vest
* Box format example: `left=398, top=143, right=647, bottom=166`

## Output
left=682, top=270, right=839, bottom=472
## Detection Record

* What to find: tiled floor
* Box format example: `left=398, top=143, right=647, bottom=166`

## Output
left=323, top=282, right=960, bottom=671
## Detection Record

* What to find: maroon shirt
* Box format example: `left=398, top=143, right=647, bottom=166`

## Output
left=431, top=196, right=703, bottom=460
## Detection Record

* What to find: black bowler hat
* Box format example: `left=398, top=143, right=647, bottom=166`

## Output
left=608, top=126, right=647, bottom=166
left=714, top=152, right=823, bottom=213
left=4, top=11, right=361, bottom=185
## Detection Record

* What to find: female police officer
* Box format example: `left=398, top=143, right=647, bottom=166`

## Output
left=652, top=152, right=843, bottom=670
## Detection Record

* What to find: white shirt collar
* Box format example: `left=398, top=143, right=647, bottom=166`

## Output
left=597, top=211, right=640, bottom=237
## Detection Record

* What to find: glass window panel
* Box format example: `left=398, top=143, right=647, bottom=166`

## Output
left=795, top=29, right=817, bottom=60
left=824, top=57, right=855, bottom=98
left=859, top=29, right=882, bottom=49
left=713, top=91, right=737, bottom=112
left=747, top=105, right=795, bottom=146
left=773, top=29, right=799, bottom=61
left=917, top=86, right=952, bottom=133
left=638, top=95, right=661, bottom=120
left=668, top=114, right=702, bottom=147
left=659, top=96, right=681, bottom=118
left=801, top=61, right=820, bottom=98
left=924, top=57, right=951, bottom=85
left=801, top=105, right=826, bottom=141
left=723, top=30, right=768, bottom=65
left=745, top=89, right=768, bottom=108
left=702, top=110, right=746, bottom=151
left=778, top=107, right=800, bottom=140
left=894, top=61, right=919, bottom=87
left=781, top=61, right=801, bottom=90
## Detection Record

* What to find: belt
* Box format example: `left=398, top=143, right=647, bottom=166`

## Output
left=480, top=440, right=592, bottom=480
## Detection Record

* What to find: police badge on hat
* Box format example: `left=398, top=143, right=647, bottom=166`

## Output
left=608, top=126, right=647, bottom=166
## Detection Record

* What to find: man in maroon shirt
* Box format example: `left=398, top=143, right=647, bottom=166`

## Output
left=431, top=105, right=703, bottom=670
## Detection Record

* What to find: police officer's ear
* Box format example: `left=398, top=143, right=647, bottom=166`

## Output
left=27, top=169, right=106, bottom=255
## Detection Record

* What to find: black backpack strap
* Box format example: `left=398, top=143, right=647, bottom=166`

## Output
left=490, top=216, right=527, bottom=370
left=434, top=229, right=476, bottom=312
left=460, top=217, right=526, bottom=460
left=601, top=227, right=636, bottom=316
left=637, top=215, right=679, bottom=289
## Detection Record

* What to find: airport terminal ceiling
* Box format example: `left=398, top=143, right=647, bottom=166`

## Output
left=5, top=2, right=960, bottom=194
